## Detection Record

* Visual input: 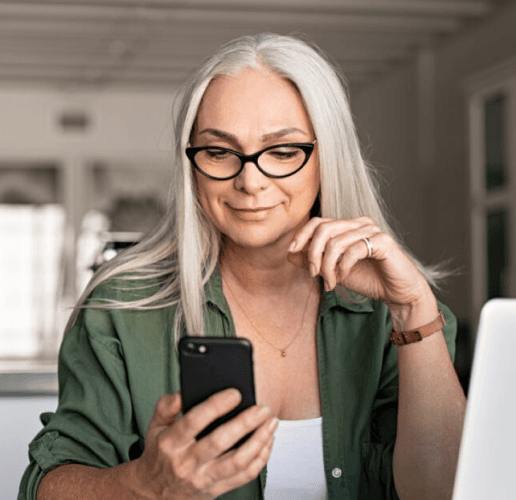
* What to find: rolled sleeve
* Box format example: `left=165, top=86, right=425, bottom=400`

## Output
left=18, top=302, right=143, bottom=500
left=359, top=301, right=457, bottom=499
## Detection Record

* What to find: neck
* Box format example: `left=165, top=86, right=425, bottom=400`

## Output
left=219, top=237, right=310, bottom=296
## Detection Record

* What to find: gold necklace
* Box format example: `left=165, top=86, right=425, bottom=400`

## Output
left=223, top=273, right=316, bottom=357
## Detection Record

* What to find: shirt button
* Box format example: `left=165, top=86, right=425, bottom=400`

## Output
left=332, top=468, right=342, bottom=478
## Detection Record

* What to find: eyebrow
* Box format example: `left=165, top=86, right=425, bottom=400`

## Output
left=197, top=127, right=309, bottom=147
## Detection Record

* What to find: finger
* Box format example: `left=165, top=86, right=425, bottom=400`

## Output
left=337, top=232, right=395, bottom=277
left=334, top=239, right=373, bottom=286
left=288, top=217, right=331, bottom=254
left=333, top=232, right=390, bottom=292
left=288, top=218, right=353, bottom=275
left=320, top=225, right=381, bottom=290
left=212, top=415, right=277, bottom=479
left=149, top=392, right=183, bottom=429
left=177, top=414, right=275, bottom=497
left=286, top=241, right=311, bottom=270
left=192, top=404, right=274, bottom=463
left=208, top=434, right=275, bottom=498
left=307, top=217, right=373, bottom=276
left=290, top=216, right=375, bottom=255
left=174, top=388, right=242, bottom=443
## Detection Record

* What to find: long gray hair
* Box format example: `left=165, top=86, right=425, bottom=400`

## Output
left=68, top=33, right=444, bottom=341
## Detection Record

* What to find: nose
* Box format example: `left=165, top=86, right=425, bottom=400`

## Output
left=233, top=159, right=270, bottom=193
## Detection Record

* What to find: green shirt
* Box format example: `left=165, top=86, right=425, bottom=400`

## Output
left=19, top=270, right=457, bottom=500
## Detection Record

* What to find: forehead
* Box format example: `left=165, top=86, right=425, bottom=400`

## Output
left=195, top=66, right=312, bottom=133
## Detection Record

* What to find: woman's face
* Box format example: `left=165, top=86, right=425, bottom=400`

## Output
left=191, top=65, right=320, bottom=251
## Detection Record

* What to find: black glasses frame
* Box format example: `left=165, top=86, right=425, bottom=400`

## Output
left=186, top=141, right=316, bottom=180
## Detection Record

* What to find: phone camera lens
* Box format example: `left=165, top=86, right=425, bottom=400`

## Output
left=185, top=342, right=195, bottom=354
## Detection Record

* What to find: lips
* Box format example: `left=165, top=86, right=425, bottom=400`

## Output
left=228, top=204, right=277, bottom=220
left=232, top=207, right=274, bottom=212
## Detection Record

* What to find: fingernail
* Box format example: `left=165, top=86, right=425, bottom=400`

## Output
left=228, top=388, right=242, bottom=401
left=268, top=418, right=278, bottom=430
left=309, top=263, right=317, bottom=277
left=259, top=406, right=271, bottom=416
left=324, top=280, right=331, bottom=292
left=288, top=240, right=297, bottom=252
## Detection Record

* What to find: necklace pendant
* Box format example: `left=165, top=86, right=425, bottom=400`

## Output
left=281, top=350, right=287, bottom=357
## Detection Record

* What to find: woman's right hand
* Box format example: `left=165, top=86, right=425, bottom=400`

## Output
left=132, top=389, right=277, bottom=499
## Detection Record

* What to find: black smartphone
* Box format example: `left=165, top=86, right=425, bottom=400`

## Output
left=178, top=336, right=256, bottom=445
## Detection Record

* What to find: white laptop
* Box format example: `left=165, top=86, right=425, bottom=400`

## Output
left=452, top=298, right=516, bottom=500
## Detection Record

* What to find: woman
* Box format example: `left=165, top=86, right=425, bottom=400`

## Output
left=20, top=34, right=466, bottom=500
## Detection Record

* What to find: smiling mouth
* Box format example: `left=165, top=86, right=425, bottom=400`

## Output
left=232, top=207, right=275, bottom=212
left=228, top=204, right=277, bottom=220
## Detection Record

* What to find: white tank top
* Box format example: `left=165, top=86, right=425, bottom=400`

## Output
left=264, top=417, right=327, bottom=499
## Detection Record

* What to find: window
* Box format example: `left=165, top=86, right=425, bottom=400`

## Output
left=468, top=64, right=516, bottom=339
left=485, top=95, right=507, bottom=190
left=486, top=208, right=509, bottom=299
left=0, top=166, right=65, bottom=361
left=0, top=160, right=172, bottom=367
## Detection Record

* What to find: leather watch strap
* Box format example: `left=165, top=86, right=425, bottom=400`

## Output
left=389, top=310, right=446, bottom=346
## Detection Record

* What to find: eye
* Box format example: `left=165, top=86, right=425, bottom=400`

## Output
left=204, top=148, right=230, bottom=160
left=267, top=147, right=302, bottom=161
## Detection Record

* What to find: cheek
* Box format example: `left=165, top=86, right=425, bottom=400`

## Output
left=194, top=174, right=225, bottom=216
left=285, top=174, right=320, bottom=216
left=194, top=174, right=213, bottom=217
left=299, top=164, right=320, bottom=201
left=194, top=171, right=211, bottom=202
left=300, top=167, right=320, bottom=214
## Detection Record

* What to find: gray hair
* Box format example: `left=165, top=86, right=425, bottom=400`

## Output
left=68, top=33, right=445, bottom=340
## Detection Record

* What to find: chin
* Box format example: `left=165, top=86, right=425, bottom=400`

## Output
left=222, top=227, right=290, bottom=251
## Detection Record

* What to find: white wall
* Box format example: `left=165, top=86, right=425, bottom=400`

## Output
left=0, top=87, right=176, bottom=158
left=351, top=2, right=516, bottom=322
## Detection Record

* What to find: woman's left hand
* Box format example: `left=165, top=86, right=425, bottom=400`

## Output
left=288, top=216, right=433, bottom=309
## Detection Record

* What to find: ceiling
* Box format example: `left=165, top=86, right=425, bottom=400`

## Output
left=0, top=0, right=506, bottom=93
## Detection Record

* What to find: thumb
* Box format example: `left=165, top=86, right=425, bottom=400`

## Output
left=149, top=392, right=183, bottom=429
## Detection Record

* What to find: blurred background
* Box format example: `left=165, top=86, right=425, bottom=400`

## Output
left=0, top=0, right=515, bottom=493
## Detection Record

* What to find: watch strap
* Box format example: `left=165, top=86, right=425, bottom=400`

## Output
left=389, top=310, right=446, bottom=346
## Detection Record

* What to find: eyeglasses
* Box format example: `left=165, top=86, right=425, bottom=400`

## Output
left=186, top=141, right=316, bottom=180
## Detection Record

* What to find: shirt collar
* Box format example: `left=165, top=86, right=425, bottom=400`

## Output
left=319, top=285, right=375, bottom=315
left=205, top=267, right=374, bottom=317
left=205, top=266, right=232, bottom=318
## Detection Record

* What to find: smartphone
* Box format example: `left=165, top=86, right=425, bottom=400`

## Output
left=178, top=336, right=256, bottom=445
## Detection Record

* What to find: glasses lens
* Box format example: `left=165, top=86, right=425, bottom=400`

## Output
left=194, top=148, right=241, bottom=179
left=259, top=146, right=307, bottom=176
